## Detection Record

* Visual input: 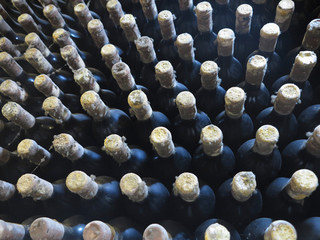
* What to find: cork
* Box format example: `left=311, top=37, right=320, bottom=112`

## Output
left=74, top=3, right=93, bottom=28
left=53, top=28, right=77, bottom=48
left=103, top=134, right=131, bottom=163
left=173, top=172, right=200, bottom=202
left=302, top=19, right=320, bottom=51
left=80, top=91, right=109, bottom=121
left=201, top=125, right=223, bottom=157
left=128, top=90, right=153, bottom=120
left=0, top=220, right=26, bottom=240
left=2, top=102, right=36, bottom=129
left=135, top=36, right=157, bottom=64
left=140, top=0, right=158, bottom=20
left=286, top=169, right=318, bottom=200
left=306, top=125, right=320, bottom=157
left=195, top=2, right=213, bottom=33
left=83, top=221, right=114, bottom=240
left=150, top=127, right=175, bottom=158
left=34, top=74, right=61, bottom=97
left=217, top=28, right=235, bottom=57
left=176, top=91, right=197, bottom=120
left=245, top=55, right=267, bottom=86
left=0, top=80, right=28, bottom=103
left=52, top=133, right=85, bottom=161
left=29, top=217, right=65, bottom=240
left=17, top=139, right=51, bottom=165
left=225, top=87, right=246, bottom=119
left=18, top=13, right=40, bottom=34
left=252, top=125, right=279, bottom=155
left=200, top=61, right=220, bottom=89
left=120, top=14, right=141, bottom=43
left=66, top=171, right=99, bottom=200
left=101, top=44, right=121, bottom=70
left=60, top=45, right=86, bottom=70
left=120, top=173, right=148, bottom=202
left=0, top=147, right=10, bottom=165
left=25, top=33, right=50, bottom=57
left=0, top=37, right=20, bottom=57
left=175, top=33, right=195, bottom=61
left=0, top=180, right=16, bottom=201
left=235, top=4, right=253, bottom=34
left=143, top=224, right=171, bottom=240
left=42, top=97, right=72, bottom=124
left=259, top=23, right=280, bottom=53
left=289, top=51, right=317, bottom=82
left=107, top=0, right=124, bottom=26
left=11, top=0, right=34, bottom=15
left=17, top=174, right=54, bottom=200
left=275, top=0, right=295, bottom=32
left=204, top=223, right=231, bottom=240
left=0, top=52, right=23, bottom=77
left=158, top=10, right=176, bottom=40
left=24, top=48, right=53, bottom=74
left=111, top=62, right=135, bottom=91
left=178, top=0, right=193, bottom=11
left=88, top=19, right=109, bottom=49
left=155, top=61, right=176, bottom=89
left=43, top=4, right=66, bottom=29
left=73, top=68, right=100, bottom=93
left=0, top=15, right=13, bottom=36
left=231, top=171, right=256, bottom=202
left=215, top=0, right=229, bottom=4
left=264, top=220, right=297, bottom=240
left=273, top=83, right=300, bottom=115
left=251, top=0, right=266, bottom=4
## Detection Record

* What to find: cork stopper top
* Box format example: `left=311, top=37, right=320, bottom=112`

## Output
left=231, top=171, right=256, bottom=202
left=158, top=10, right=176, bottom=40
left=18, top=13, right=40, bottom=33
left=24, top=48, right=53, bottom=74
left=195, top=2, right=213, bottom=33
left=259, top=23, right=280, bottom=52
left=290, top=51, right=317, bottom=82
left=120, top=14, right=141, bottom=42
left=53, top=28, right=76, bottom=48
left=17, top=139, right=51, bottom=165
left=74, top=68, right=100, bottom=93
left=30, top=217, right=65, bottom=240
left=201, top=125, right=223, bottom=157
left=306, top=125, right=320, bottom=157
left=128, top=90, right=153, bottom=120
left=60, top=45, right=86, bottom=70
left=150, top=127, right=175, bottom=158
left=173, top=172, right=200, bottom=202
left=0, top=79, right=28, bottom=103
left=253, top=125, right=279, bottom=155
left=140, top=0, right=158, bottom=20
left=25, top=33, right=50, bottom=57
left=178, top=0, right=193, bottom=11
left=245, top=55, right=267, bottom=86
left=286, top=169, right=318, bottom=200
left=302, top=19, right=320, bottom=50
left=101, top=44, right=121, bottom=70
left=111, top=62, right=135, bottom=91
left=0, top=180, right=16, bottom=201
left=135, top=36, right=157, bottom=64
left=143, top=224, right=171, bottom=240
left=217, top=28, right=235, bottom=56
left=273, top=83, right=300, bottom=115
left=103, top=134, right=131, bottom=163
left=264, top=220, right=297, bottom=240
left=81, top=90, right=109, bottom=121
left=205, top=223, right=231, bottom=240
left=176, top=33, right=194, bottom=61
left=120, top=173, right=148, bottom=202
left=225, top=87, right=246, bottom=119
left=155, top=60, right=176, bottom=89
left=176, top=91, right=197, bottom=120
left=107, top=0, right=124, bottom=26
left=0, top=220, right=26, bottom=240
left=0, top=37, right=20, bottom=57
left=200, top=61, right=220, bottom=89
left=275, top=0, right=295, bottom=32
left=0, top=52, right=23, bottom=77
left=52, top=133, right=85, bottom=161
left=88, top=19, right=109, bottom=49
left=0, top=147, right=10, bottom=165
left=83, top=221, right=114, bottom=240
left=42, top=97, right=71, bottom=124
left=43, top=4, right=66, bottom=28
left=11, top=0, right=33, bottom=14
left=2, top=102, right=35, bottom=129
left=34, top=74, right=60, bottom=97
left=235, top=4, right=253, bottom=34
left=74, top=3, right=93, bottom=28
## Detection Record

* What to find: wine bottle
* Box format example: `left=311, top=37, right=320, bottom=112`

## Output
left=0, top=3, right=25, bottom=33
left=195, top=61, right=226, bottom=121
left=250, top=0, right=272, bottom=39
left=87, top=18, right=111, bottom=51
left=297, top=104, right=320, bottom=138
left=213, top=0, right=235, bottom=33
left=0, top=219, right=31, bottom=240
left=73, top=3, right=94, bottom=32
left=143, top=221, right=192, bottom=240
left=194, top=2, right=217, bottom=63
left=0, top=15, right=25, bottom=46
left=0, top=119, right=23, bottom=151
left=214, top=87, right=254, bottom=151
left=238, top=55, right=270, bottom=118
left=0, top=37, right=21, bottom=57
left=297, top=217, right=320, bottom=240
left=66, top=170, right=122, bottom=219
left=255, top=83, right=300, bottom=149
left=216, top=171, right=263, bottom=230
left=192, top=125, right=236, bottom=189
left=119, top=173, right=170, bottom=223
left=175, top=0, right=198, bottom=37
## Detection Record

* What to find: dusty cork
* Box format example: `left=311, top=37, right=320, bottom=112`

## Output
left=112, top=62, right=135, bottom=91
left=143, top=224, right=171, bottom=240
left=176, top=91, right=197, bottom=120
left=25, top=33, right=50, bottom=57
left=140, top=0, right=158, bottom=20
left=128, top=90, right=153, bottom=120
left=0, top=180, right=16, bottom=201
left=80, top=91, right=109, bottom=120
left=273, top=83, right=300, bottom=115
left=0, top=80, right=28, bottom=103
left=2, top=102, right=36, bottom=129
left=150, top=127, right=175, bottom=158
left=231, top=171, right=256, bottom=202
left=235, top=4, right=253, bottom=34
left=289, top=51, right=317, bottom=82
left=158, top=10, right=176, bottom=40
left=43, top=4, right=66, bottom=28
left=18, top=13, right=40, bottom=34
left=74, top=68, right=100, bottom=93
left=135, top=36, right=157, bottom=64
left=306, top=125, right=320, bottom=157
left=195, top=2, right=213, bottom=33
left=0, top=52, right=23, bottom=77
left=30, top=217, right=65, bottom=240
left=83, top=221, right=114, bottom=240
left=74, top=3, right=93, bottom=28
left=302, top=19, right=320, bottom=50
left=155, top=61, right=176, bottom=89
left=43, top=97, right=72, bottom=124
left=205, top=223, right=230, bottom=240
left=120, top=14, right=141, bottom=42
left=24, top=48, right=53, bottom=74
left=88, top=19, right=109, bottom=49
left=264, top=220, right=297, bottom=240
left=60, top=45, right=86, bottom=70
left=245, top=55, right=267, bottom=86
left=52, top=133, right=85, bottom=161
left=104, top=134, right=131, bottom=163
left=69, top=0, right=85, bottom=7
left=0, top=37, right=20, bottom=57
left=53, top=28, right=77, bottom=48
left=201, top=125, right=223, bottom=157
left=66, top=171, right=98, bottom=200
left=0, top=147, right=10, bottom=165
left=107, top=0, right=124, bottom=27
left=34, top=74, right=61, bottom=97
left=176, top=33, right=195, bottom=61
left=286, top=169, right=318, bottom=200
left=0, top=220, right=26, bottom=240
left=11, top=0, right=34, bottom=14
left=17, top=139, right=51, bottom=165
left=275, top=0, right=295, bottom=32
left=217, top=28, right=235, bottom=56
left=253, top=125, right=279, bottom=156
left=200, top=61, right=221, bottom=89
left=173, top=172, right=200, bottom=202
left=225, top=87, right=246, bottom=119
left=101, top=44, right=121, bottom=70
left=120, top=173, right=148, bottom=202
left=259, top=23, right=280, bottom=53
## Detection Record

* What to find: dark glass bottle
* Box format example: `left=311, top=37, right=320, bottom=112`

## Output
left=175, top=0, right=198, bottom=37
left=297, top=104, right=320, bottom=139
left=250, top=0, right=272, bottom=39
left=213, top=0, right=235, bottom=33
left=0, top=219, right=31, bottom=240
left=0, top=15, right=25, bottom=45
left=297, top=217, right=320, bottom=240
left=0, top=120, right=23, bottom=151
left=130, top=0, right=146, bottom=31
left=0, top=3, right=25, bottom=33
